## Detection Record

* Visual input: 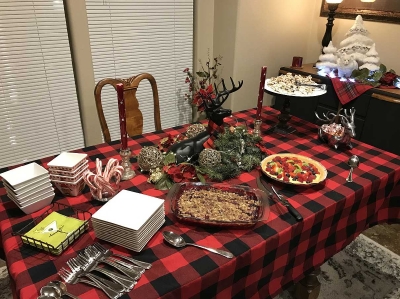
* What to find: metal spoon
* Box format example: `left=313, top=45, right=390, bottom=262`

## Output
left=163, top=231, right=234, bottom=259
left=346, top=155, right=360, bottom=183
left=40, top=285, right=61, bottom=298
left=48, top=281, right=81, bottom=299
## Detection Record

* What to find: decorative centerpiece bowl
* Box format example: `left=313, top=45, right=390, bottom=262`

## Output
left=315, top=107, right=356, bottom=150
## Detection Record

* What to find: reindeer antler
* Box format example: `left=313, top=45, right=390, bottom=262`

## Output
left=204, top=77, right=243, bottom=111
left=343, top=107, right=355, bottom=123
left=315, top=111, right=338, bottom=123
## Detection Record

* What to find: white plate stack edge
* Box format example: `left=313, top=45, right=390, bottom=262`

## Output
left=91, top=190, right=165, bottom=252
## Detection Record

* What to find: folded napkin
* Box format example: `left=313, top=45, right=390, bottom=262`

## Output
left=331, top=77, right=374, bottom=105
left=22, top=211, right=85, bottom=251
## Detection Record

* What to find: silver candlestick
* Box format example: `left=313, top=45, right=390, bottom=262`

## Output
left=253, top=119, right=262, bottom=137
left=120, top=148, right=135, bottom=180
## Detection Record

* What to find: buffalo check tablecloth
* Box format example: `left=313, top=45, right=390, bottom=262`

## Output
left=0, top=107, right=399, bottom=299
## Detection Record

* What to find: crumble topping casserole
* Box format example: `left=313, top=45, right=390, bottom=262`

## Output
left=177, top=188, right=260, bottom=222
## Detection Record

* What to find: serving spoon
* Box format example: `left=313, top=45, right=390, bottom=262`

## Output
left=48, top=281, right=81, bottom=299
left=163, top=231, right=234, bottom=259
left=346, top=155, right=360, bottom=183
left=40, top=285, right=61, bottom=298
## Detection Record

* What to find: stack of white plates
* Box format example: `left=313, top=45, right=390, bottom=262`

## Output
left=92, top=190, right=165, bottom=252
left=47, top=152, right=88, bottom=197
left=1, top=163, right=55, bottom=214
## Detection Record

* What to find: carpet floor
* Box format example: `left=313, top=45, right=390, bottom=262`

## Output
left=1, top=234, right=399, bottom=299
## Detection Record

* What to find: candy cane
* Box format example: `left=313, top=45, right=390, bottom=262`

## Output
left=96, top=158, right=102, bottom=176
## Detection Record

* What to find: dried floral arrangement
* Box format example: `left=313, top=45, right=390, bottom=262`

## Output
left=184, top=53, right=223, bottom=120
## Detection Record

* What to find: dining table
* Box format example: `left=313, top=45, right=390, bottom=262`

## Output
left=0, top=106, right=399, bottom=299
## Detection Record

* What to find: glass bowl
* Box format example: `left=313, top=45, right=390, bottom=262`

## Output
left=166, top=182, right=269, bottom=228
left=90, top=182, right=120, bottom=202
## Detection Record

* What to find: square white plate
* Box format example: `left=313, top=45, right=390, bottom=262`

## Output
left=91, top=206, right=164, bottom=233
left=95, top=220, right=164, bottom=252
left=92, top=190, right=165, bottom=231
left=1, top=163, right=49, bottom=189
left=92, top=212, right=165, bottom=242
left=47, top=152, right=88, bottom=169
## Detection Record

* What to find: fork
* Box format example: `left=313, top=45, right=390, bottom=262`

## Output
left=59, top=267, right=122, bottom=299
left=93, top=243, right=152, bottom=269
left=84, top=246, right=142, bottom=280
left=68, top=255, right=135, bottom=292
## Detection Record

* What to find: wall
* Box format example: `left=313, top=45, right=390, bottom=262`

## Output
left=64, top=0, right=103, bottom=146
left=194, top=0, right=215, bottom=71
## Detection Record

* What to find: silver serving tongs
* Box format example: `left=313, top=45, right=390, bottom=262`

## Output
left=295, top=81, right=326, bottom=90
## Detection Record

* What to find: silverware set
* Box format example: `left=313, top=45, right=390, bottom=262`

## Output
left=38, top=243, right=151, bottom=299
left=256, top=175, right=303, bottom=222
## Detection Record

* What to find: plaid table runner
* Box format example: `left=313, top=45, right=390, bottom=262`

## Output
left=0, top=107, right=399, bottom=299
left=331, top=77, right=374, bottom=105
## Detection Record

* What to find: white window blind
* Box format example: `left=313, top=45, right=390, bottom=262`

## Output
left=86, top=0, right=193, bottom=140
left=0, top=0, right=84, bottom=168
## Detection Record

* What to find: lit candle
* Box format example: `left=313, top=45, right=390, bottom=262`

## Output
left=117, top=83, right=128, bottom=150
left=256, top=66, right=267, bottom=120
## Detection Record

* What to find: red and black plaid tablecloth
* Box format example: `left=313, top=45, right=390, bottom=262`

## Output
left=0, top=107, right=399, bottom=299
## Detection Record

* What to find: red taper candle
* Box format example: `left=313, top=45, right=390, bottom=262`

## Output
left=256, top=66, right=267, bottom=120
left=117, top=83, right=128, bottom=150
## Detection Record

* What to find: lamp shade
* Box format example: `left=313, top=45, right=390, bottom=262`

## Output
left=361, top=0, right=375, bottom=2
left=326, top=0, right=343, bottom=3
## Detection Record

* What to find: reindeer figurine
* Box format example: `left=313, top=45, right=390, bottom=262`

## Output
left=168, top=77, right=243, bottom=163
left=315, top=107, right=356, bottom=150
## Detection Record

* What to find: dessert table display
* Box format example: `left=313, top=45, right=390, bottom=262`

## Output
left=0, top=107, right=400, bottom=299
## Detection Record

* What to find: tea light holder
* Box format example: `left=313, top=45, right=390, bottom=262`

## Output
left=120, top=148, right=135, bottom=180
left=253, top=119, right=262, bottom=137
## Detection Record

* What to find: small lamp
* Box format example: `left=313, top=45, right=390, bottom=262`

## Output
left=361, top=0, right=375, bottom=2
left=321, top=0, right=343, bottom=53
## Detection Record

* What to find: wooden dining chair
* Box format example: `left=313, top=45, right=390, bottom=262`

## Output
left=94, top=73, right=161, bottom=143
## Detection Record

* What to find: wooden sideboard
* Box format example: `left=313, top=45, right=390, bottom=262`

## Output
left=273, top=64, right=400, bottom=155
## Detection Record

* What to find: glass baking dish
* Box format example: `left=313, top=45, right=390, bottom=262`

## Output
left=166, top=182, right=269, bottom=228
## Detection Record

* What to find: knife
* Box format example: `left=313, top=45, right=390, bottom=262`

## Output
left=258, top=176, right=303, bottom=222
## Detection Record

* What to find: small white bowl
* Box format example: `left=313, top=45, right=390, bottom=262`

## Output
left=49, top=164, right=88, bottom=182
left=1, top=163, right=49, bottom=189
left=16, top=192, right=55, bottom=214
left=7, top=185, right=54, bottom=204
left=4, top=179, right=52, bottom=197
left=47, top=152, right=88, bottom=172
left=52, top=176, right=85, bottom=197
left=9, top=188, right=54, bottom=207
left=48, top=160, right=88, bottom=176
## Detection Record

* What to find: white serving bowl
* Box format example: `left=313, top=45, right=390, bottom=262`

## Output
left=47, top=152, right=88, bottom=172
left=0, top=163, right=49, bottom=189
left=52, top=176, right=86, bottom=197
left=7, top=185, right=54, bottom=205
left=4, top=179, right=52, bottom=198
left=49, top=164, right=88, bottom=182
left=48, top=160, right=88, bottom=176
left=14, top=192, right=55, bottom=214
left=9, top=188, right=54, bottom=207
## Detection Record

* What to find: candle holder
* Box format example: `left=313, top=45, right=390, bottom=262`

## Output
left=253, top=119, right=262, bottom=137
left=120, top=148, right=135, bottom=180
